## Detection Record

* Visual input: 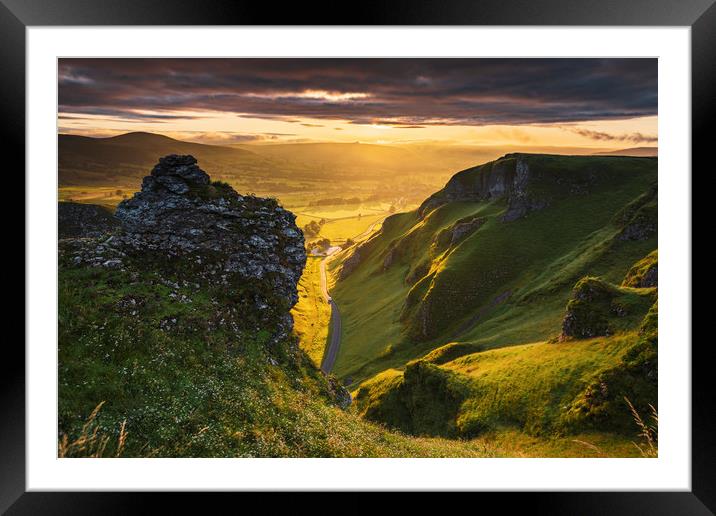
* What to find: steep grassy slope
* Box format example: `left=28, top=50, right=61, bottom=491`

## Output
left=331, top=154, right=657, bottom=385
left=353, top=259, right=658, bottom=440
left=58, top=255, right=496, bottom=457
left=622, top=250, right=658, bottom=288
left=58, top=258, right=640, bottom=457
left=354, top=332, right=655, bottom=439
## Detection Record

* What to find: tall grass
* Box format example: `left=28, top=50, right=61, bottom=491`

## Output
left=569, top=397, right=658, bottom=458
left=625, top=396, right=658, bottom=458
left=58, top=401, right=128, bottom=458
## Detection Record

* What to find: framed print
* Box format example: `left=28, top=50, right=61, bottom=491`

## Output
left=4, top=0, right=712, bottom=511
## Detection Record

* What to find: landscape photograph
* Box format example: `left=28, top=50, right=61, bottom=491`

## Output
left=57, top=58, right=658, bottom=458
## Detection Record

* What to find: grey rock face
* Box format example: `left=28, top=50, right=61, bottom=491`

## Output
left=340, top=249, right=362, bottom=279
left=450, top=216, right=486, bottom=244
left=117, top=153, right=305, bottom=297
left=326, top=376, right=352, bottom=410
left=58, top=202, right=120, bottom=238
left=618, top=219, right=656, bottom=241
left=640, top=267, right=658, bottom=288
left=382, top=247, right=396, bottom=270
left=70, top=154, right=307, bottom=341
left=418, top=155, right=546, bottom=222
left=150, top=154, right=210, bottom=185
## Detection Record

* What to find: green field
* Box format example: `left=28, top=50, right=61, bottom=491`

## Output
left=292, top=257, right=331, bottom=366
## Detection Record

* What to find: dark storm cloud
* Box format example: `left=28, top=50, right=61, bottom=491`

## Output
left=58, top=58, right=657, bottom=126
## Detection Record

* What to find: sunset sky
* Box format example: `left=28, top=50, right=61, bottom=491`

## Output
left=58, top=58, right=657, bottom=149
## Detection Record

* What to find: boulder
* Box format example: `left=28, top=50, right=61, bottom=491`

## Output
left=67, top=154, right=307, bottom=342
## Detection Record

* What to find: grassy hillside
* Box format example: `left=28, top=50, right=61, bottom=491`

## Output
left=330, top=154, right=657, bottom=386
left=58, top=252, right=641, bottom=457
left=57, top=151, right=658, bottom=458
left=352, top=262, right=658, bottom=441
left=353, top=332, right=654, bottom=439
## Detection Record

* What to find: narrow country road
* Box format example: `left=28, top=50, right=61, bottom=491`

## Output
left=318, top=218, right=385, bottom=373
left=319, top=253, right=342, bottom=373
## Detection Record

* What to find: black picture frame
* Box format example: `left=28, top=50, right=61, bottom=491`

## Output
left=3, top=0, right=711, bottom=512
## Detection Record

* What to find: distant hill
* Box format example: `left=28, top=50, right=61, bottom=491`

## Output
left=237, top=142, right=441, bottom=177
left=592, top=147, right=657, bottom=157
left=59, top=132, right=271, bottom=186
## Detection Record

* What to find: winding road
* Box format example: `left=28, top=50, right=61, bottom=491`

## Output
left=318, top=218, right=386, bottom=374
left=319, top=254, right=342, bottom=373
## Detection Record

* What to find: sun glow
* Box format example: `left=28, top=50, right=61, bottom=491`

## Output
left=244, top=90, right=371, bottom=102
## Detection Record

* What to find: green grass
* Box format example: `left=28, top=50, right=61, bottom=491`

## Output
left=57, top=261, right=491, bottom=457
left=58, top=148, right=660, bottom=458
left=292, top=257, right=331, bottom=366
left=330, top=202, right=489, bottom=381
left=58, top=258, right=643, bottom=457
left=331, top=154, right=657, bottom=386
left=562, top=276, right=656, bottom=338
left=622, top=250, right=658, bottom=287
left=353, top=330, right=655, bottom=442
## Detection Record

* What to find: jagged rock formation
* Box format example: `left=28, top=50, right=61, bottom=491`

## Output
left=449, top=216, right=486, bottom=244
left=418, top=154, right=548, bottom=221
left=340, top=248, right=363, bottom=279
left=114, top=155, right=306, bottom=297
left=432, top=215, right=487, bottom=252
left=62, top=154, right=307, bottom=342
left=58, top=202, right=120, bottom=238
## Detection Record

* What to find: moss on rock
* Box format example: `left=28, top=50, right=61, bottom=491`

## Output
left=622, top=249, right=658, bottom=288
left=561, top=276, right=655, bottom=339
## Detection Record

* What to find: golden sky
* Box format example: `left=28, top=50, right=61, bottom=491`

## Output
left=58, top=58, right=658, bottom=149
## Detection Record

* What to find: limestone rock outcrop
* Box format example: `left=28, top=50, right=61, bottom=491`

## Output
left=62, top=154, right=307, bottom=341
left=58, top=202, right=120, bottom=238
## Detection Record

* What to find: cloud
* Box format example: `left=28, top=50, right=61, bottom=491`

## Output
left=58, top=58, right=657, bottom=127
left=154, top=131, right=298, bottom=145
left=568, top=128, right=658, bottom=144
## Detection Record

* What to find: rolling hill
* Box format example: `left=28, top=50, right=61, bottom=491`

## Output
left=234, top=142, right=425, bottom=175
left=592, top=147, right=658, bottom=157
left=58, top=132, right=273, bottom=186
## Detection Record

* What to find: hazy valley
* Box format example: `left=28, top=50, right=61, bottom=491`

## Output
left=57, top=132, right=658, bottom=458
